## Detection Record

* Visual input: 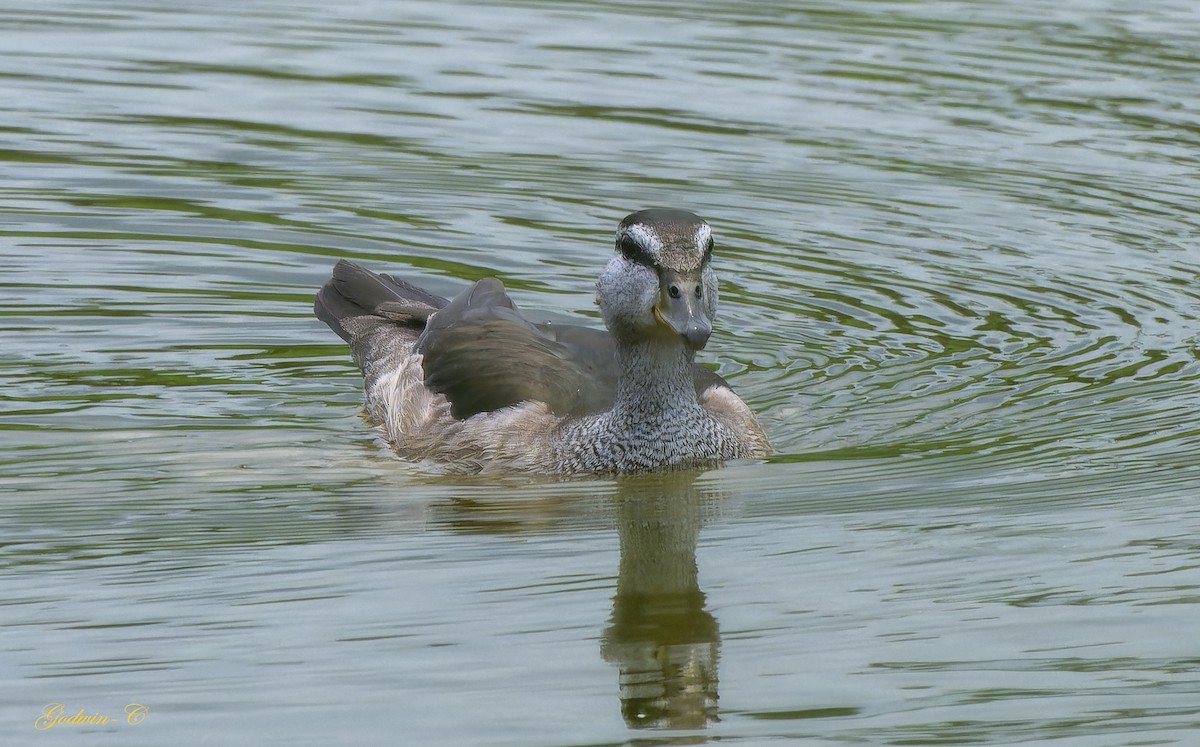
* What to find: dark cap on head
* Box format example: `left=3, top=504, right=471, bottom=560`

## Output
left=616, top=209, right=713, bottom=272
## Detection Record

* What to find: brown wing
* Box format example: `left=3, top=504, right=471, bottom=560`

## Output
left=416, top=278, right=619, bottom=419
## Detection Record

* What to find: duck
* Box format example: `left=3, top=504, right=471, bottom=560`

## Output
left=314, top=208, right=771, bottom=475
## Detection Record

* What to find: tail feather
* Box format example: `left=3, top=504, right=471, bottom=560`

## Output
left=314, top=260, right=448, bottom=341
left=314, top=260, right=452, bottom=388
left=333, top=260, right=447, bottom=312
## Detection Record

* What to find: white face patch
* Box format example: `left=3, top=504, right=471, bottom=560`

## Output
left=693, top=223, right=712, bottom=256
left=617, top=223, right=663, bottom=264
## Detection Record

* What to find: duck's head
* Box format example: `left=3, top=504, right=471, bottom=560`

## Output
left=597, top=209, right=719, bottom=350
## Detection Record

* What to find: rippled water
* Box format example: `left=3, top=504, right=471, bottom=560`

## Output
left=3, top=0, right=1199, bottom=744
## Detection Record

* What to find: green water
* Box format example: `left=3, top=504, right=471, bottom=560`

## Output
left=2, top=0, right=1198, bottom=744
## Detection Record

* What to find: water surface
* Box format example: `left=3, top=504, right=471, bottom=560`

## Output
left=2, top=0, right=1199, bottom=744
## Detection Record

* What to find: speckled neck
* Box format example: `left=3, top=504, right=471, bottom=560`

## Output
left=612, top=337, right=702, bottom=419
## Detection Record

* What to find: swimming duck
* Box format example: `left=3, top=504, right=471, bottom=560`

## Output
left=314, top=208, right=770, bottom=475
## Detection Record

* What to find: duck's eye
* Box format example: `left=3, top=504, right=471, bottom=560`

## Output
left=668, top=284, right=681, bottom=299
left=618, top=234, right=654, bottom=266
left=694, top=284, right=703, bottom=298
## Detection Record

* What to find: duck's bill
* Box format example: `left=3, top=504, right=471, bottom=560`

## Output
left=654, top=289, right=711, bottom=349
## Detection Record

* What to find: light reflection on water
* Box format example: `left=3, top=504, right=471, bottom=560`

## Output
left=2, top=0, right=1199, bottom=743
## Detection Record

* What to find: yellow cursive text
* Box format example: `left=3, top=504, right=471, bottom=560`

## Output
left=34, top=703, right=109, bottom=730
left=125, top=703, right=148, bottom=725
left=34, top=702, right=148, bottom=729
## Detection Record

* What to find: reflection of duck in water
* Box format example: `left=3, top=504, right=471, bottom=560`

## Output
left=315, top=209, right=770, bottom=474
left=603, top=477, right=721, bottom=729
